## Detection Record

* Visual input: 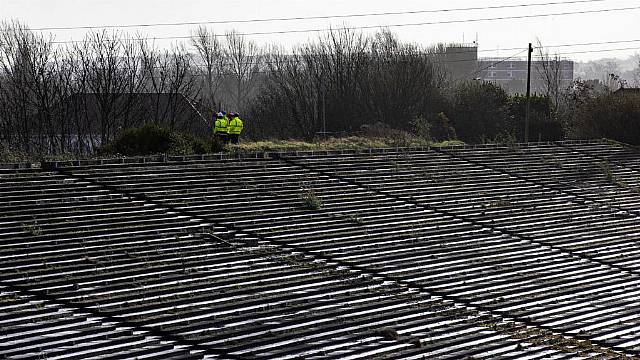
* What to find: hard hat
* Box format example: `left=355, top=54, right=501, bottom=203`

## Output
left=217, top=112, right=223, bottom=117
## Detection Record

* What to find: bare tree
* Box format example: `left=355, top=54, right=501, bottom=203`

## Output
left=191, top=26, right=226, bottom=116
left=0, top=20, right=36, bottom=153
left=165, top=44, right=200, bottom=129
left=140, top=41, right=201, bottom=130
left=119, top=35, right=148, bottom=130
left=225, top=30, right=262, bottom=111
left=140, top=40, right=169, bottom=125
left=536, top=39, right=563, bottom=106
left=0, top=20, right=73, bottom=155
left=633, top=57, right=640, bottom=87
left=74, top=30, right=134, bottom=147
left=249, top=29, right=448, bottom=140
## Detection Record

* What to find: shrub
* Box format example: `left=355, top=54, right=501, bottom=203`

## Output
left=409, top=112, right=457, bottom=142
left=100, top=124, right=217, bottom=156
left=572, top=92, right=640, bottom=145
left=0, top=143, right=27, bottom=163
left=300, top=189, right=323, bottom=210
left=450, top=81, right=510, bottom=143
left=508, top=94, right=563, bottom=142
left=360, top=122, right=392, bottom=138
left=410, top=116, right=432, bottom=142
left=428, top=112, right=457, bottom=141
left=209, top=137, right=226, bottom=153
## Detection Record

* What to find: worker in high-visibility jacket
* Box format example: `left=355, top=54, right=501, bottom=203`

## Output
left=213, top=112, right=229, bottom=143
left=228, top=113, right=244, bottom=144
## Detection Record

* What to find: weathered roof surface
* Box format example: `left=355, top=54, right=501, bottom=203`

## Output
left=2, top=139, right=640, bottom=359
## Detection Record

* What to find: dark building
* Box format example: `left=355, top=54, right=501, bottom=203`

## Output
left=29, top=92, right=208, bottom=153
left=62, top=92, right=208, bottom=135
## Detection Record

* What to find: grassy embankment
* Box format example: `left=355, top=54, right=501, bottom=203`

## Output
left=227, top=137, right=464, bottom=153
left=0, top=136, right=464, bottom=164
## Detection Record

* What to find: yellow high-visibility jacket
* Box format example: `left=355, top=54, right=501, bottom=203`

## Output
left=214, top=118, right=229, bottom=134
left=229, top=117, right=244, bottom=135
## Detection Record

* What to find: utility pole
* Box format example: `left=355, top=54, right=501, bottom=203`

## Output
left=525, top=42, right=533, bottom=143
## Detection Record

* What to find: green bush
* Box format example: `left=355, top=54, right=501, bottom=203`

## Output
left=100, top=124, right=219, bottom=156
left=508, top=94, right=563, bottom=142
left=572, top=92, right=640, bottom=145
left=450, top=81, right=510, bottom=143
left=410, top=116, right=432, bottom=141
left=411, top=112, right=457, bottom=142
left=0, top=143, right=27, bottom=163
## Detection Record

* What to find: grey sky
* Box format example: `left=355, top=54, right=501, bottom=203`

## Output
left=2, top=0, right=640, bottom=62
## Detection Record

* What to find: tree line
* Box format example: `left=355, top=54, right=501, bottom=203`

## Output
left=1, top=20, right=639, bottom=158
left=0, top=21, right=262, bottom=156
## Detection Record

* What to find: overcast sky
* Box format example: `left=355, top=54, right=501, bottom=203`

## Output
left=2, top=0, right=640, bottom=62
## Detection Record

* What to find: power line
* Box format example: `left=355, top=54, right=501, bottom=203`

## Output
left=49, top=5, right=640, bottom=44
left=186, top=38, right=640, bottom=57
left=542, top=39, right=640, bottom=49
left=534, top=46, right=640, bottom=57
left=16, top=44, right=639, bottom=80
left=41, top=39, right=640, bottom=72
left=232, top=6, right=640, bottom=37
left=24, top=0, right=609, bottom=31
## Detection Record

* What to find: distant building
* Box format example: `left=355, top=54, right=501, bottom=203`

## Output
left=443, top=45, right=479, bottom=82
left=477, top=58, right=574, bottom=94
left=441, top=46, right=574, bottom=94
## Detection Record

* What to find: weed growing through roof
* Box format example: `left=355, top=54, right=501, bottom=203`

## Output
left=496, top=133, right=520, bottom=152
left=375, top=327, right=400, bottom=340
left=541, top=154, right=562, bottom=168
left=485, top=199, right=511, bottom=208
left=0, top=293, right=19, bottom=303
left=373, top=327, right=423, bottom=348
left=390, top=160, right=400, bottom=173
left=597, top=160, right=632, bottom=189
left=300, top=189, right=323, bottom=210
left=330, top=212, right=363, bottom=225
left=22, top=222, right=42, bottom=236
left=598, top=160, right=614, bottom=182
left=348, top=213, right=363, bottom=225
left=482, top=321, right=630, bottom=358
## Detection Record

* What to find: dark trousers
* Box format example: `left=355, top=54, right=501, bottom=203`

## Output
left=215, top=133, right=229, bottom=143
left=229, top=134, right=240, bottom=144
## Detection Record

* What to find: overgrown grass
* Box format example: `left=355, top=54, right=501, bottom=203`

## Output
left=228, top=136, right=463, bottom=153
left=2, top=133, right=464, bottom=164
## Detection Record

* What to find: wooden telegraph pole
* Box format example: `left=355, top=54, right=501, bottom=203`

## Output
left=525, top=43, right=533, bottom=143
